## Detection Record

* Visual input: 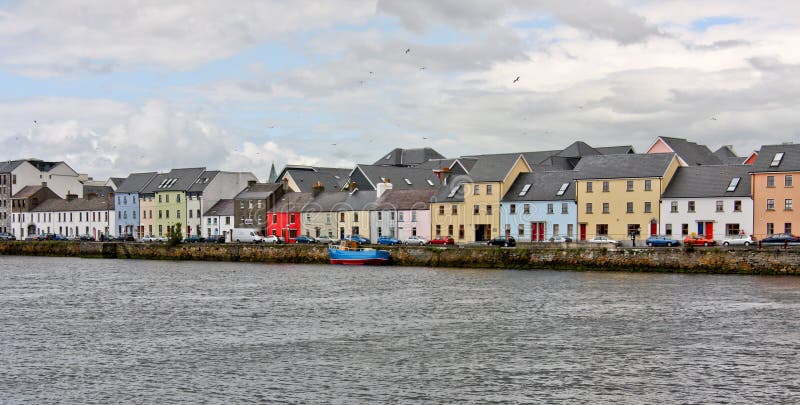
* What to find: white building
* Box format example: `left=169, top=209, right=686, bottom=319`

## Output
left=186, top=171, right=258, bottom=238
left=20, top=193, right=115, bottom=239
left=369, top=186, right=434, bottom=241
left=201, top=199, right=235, bottom=240
left=660, top=165, right=753, bottom=240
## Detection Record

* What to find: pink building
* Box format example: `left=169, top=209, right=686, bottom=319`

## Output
left=370, top=188, right=435, bottom=241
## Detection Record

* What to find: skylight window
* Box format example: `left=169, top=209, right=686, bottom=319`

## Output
left=770, top=152, right=785, bottom=167
left=726, top=177, right=741, bottom=192
left=518, top=184, right=531, bottom=196
left=426, top=179, right=435, bottom=186
left=158, top=179, right=168, bottom=188
left=556, top=182, right=569, bottom=196
left=404, top=178, right=412, bottom=185
left=447, top=185, right=461, bottom=198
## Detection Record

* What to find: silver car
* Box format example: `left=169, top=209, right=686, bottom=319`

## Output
left=316, top=236, right=340, bottom=244
left=403, top=235, right=428, bottom=245
left=722, top=234, right=754, bottom=246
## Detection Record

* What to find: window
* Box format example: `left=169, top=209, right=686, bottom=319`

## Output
left=451, top=205, right=458, bottom=215
left=273, top=214, right=278, bottom=223
left=166, top=210, right=170, bottom=219
left=767, top=223, right=774, bottom=235
left=767, top=176, right=775, bottom=187
left=586, top=203, right=593, bottom=214
left=158, top=210, right=163, bottom=219
left=189, top=210, right=193, bottom=218
left=731, top=200, right=741, bottom=212
left=439, top=205, right=445, bottom=215
left=448, top=225, right=453, bottom=236
left=248, top=201, right=253, bottom=209
left=398, top=212, right=404, bottom=222
left=510, top=204, right=516, bottom=214
left=505, top=224, right=511, bottom=237
left=340, top=213, right=345, bottom=222
left=377, top=227, right=382, bottom=237
left=518, top=224, right=524, bottom=236
left=567, top=224, right=573, bottom=237
left=459, top=225, right=465, bottom=239
left=523, top=204, right=530, bottom=214
left=166, top=195, right=169, bottom=203
left=436, top=225, right=441, bottom=236
left=486, top=185, right=493, bottom=195
left=377, top=212, right=382, bottom=221
left=547, top=203, right=554, bottom=214
left=786, top=199, right=794, bottom=211
left=586, top=182, right=593, bottom=193
left=225, top=217, right=230, bottom=225
left=626, top=202, right=633, bottom=213
left=603, top=181, right=610, bottom=192
left=176, top=194, right=181, bottom=203
left=412, top=227, right=417, bottom=236
left=786, top=175, right=794, bottom=187
left=786, top=223, right=792, bottom=234
left=626, top=180, right=634, bottom=192
left=726, top=223, right=740, bottom=235
left=688, top=201, right=695, bottom=213
left=557, top=183, right=569, bottom=196
left=447, top=185, right=461, bottom=198
left=474, top=205, right=479, bottom=215
left=644, top=202, right=652, bottom=213
left=158, top=195, right=162, bottom=203
left=354, top=212, right=359, bottom=222
left=665, top=223, right=672, bottom=235
left=627, top=224, right=641, bottom=237
left=177, top=210, right=181, bottom=219
left=602, top=203, right=610, bottom=214
left=240, top=201, right=244, bottom=209
left=767, top=199, right=775, bottom=210
left=257, top=214, right=262, bottom=224
left=553, top=224, right=560, bottom=236
left=644, top=179, right=652, bottom=191
left=596, top=224, right=608, bottom=236
left=519, top=184, right=531, bottom=196
left=561, top=203, right=568, bottom=214
left=727, top=177, right=740, bottom=192
left=770, top=152, right=784, bottom=167
left=682, top=224, right=689, bottom=236
left=474, top=185, right=480, bottom=195
left=671, top=201, right=678, bottom=213
left=486, top=205, right=493, bottom=215
left=257, top=200, right=262, bottom=209
left=716, top=201, right=724, bottom=212
left=403, top=178, right=411, bottom=185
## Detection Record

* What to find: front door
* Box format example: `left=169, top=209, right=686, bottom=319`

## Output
left=579, top=224, right=587, bottom=241
left=704, top=222, right=714, bottom=238
left=531, top=222, right=545, bottom=241
left=650, top=222, right=657, bottom=236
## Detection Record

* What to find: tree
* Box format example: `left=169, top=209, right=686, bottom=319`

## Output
left=167, top=222, right=183, bottom=247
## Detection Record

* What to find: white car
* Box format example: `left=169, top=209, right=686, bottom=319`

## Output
left=316, top=236, right=340, bottom=244
left=403, top=235, right=428, bottom=245
left=588, top=235, right=621, bottom=246
left=722, top=234, right=755, bottom=246
left=263, top=235, right=281, bottom=244
left=139, top=234, right=161, bottom=243
left=549, top=235, right=574, bottom=243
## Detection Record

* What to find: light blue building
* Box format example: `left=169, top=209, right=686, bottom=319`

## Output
left=501, top=171, right=578, bottom=242
left=113, top=172, right=157, bottom=237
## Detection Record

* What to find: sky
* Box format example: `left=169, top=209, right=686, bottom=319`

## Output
left=1, top=0, right=799, bottom=180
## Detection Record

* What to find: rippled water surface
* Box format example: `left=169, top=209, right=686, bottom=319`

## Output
left=1, top=256, right=800, bottom=403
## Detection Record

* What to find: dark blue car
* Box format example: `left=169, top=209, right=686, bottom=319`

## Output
left=294, top=235, right=317, bottom=244
left=345, top=235, right=371, bottom=244
left=645, top=235, right=681, bottom=247
left=377, top=236, right=400, bottom=245
left=760, top=233, right=800, bottom=246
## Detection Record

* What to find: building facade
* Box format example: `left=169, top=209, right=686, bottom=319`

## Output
left=501, top=171, right=578, bottom=242
left=114, top=172, right=157, bottom=237
left=751, top=144, right=800, bottom=238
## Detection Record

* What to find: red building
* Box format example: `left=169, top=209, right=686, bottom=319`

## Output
left=266, top=192, right=314, bottom=242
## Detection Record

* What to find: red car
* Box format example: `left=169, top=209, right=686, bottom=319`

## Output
left=683, top=235, right=716, bottom=246
left=430, top=236, right=455, bottom=245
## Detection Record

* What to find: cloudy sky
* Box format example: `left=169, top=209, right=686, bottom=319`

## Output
left=1, top=1, right=799, bottom=180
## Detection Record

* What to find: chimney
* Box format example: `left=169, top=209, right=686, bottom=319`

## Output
left=376, top=178, right=393, bottom=198
left=434, top=167, right=452, bottom=185
left=41, top=181, right=47, bottom=187
left=66, top=193, right=78, bottom=202
left=312, top=181, right=324, bottom=197
left=247, top=180, right=256, bottom=190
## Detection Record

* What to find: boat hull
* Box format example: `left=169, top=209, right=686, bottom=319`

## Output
left=328, top=246, right=390, bottom=265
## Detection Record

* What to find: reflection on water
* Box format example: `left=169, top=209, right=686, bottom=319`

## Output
left=1, top=256, right=799, bottom=403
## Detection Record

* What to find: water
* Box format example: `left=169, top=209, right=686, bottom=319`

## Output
left=1, top=257, right=799, bottom=403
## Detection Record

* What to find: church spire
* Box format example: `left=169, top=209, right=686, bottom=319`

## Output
left=268, top=162, right=277, bottom=183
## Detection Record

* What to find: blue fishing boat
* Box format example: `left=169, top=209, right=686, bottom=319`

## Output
left=328, top=243, right=390, bottom=265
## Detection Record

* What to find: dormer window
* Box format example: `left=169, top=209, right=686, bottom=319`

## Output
left=556, top=183, right=569, bottom=196
left=426, top=179, right=435, bottom=186
left=404, top=178, right=412, bottom=185
left=518, top=184, right=531, bottom=196
left=726, top=177, right=740, bottom=192
left=447, top=185, right=461, bottom=198
left=771, top=152, right=784, bottom=167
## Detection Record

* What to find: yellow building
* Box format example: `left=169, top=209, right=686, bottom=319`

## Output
left=139, top=168, right=205, bottom=237
left=574, top=153, right=681, bottom=242
left=430, top=154, right=531, bottom=242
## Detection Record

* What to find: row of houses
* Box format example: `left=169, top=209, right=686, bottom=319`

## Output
left=3, top=137, right=799, bottom=244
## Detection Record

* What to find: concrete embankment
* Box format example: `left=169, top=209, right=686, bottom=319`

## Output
left=1, top=241, right=799, bottom=275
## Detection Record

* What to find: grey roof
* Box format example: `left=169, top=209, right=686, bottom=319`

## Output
left=203, top=199, right=234, bottom=217
left=503, top=171, right=577, bottom=202
left=751, top=143, right=800, bottom=172
left=661, top=165, right=752, bottom=198
left=459, top=153, right=527, bottom=182
left=83, top=185, right=114, bottom=198
left=414, top=158, right=460, bottom=171
left=713, top=145, right=739, bottom=159
left=430, top=174, right=471, bottom=203
left=556, top=141, right=601, bottom=158
left=720, top=156, right=747, bottom=165
left=572, top=153, right=677, bottom=179
left=373, top=147, right=446, bottom=166
left=373, top=189, right=436, bottom=210
left=188, top=170, right=220, bottom=192
left=11, top=185, right=45, bottom=199
left=234, top=183, right=282, bottom=200
left=109, top=177, right=126, bottom=188
left=596, top=145, right=635, bottom=155
left=353, top=165, right=441, bottom=190
left=521, top=150, right=561, bottom=167
left=0, top=160, right=26, bottom=173
left=141, top=168, right=205, bottom=193
left=0, top=159, right=61, bottom=173
left=301, top=190, right=377, bottom=212
left=278, top=166, right=351, bottom=192
left=271, top=192, right=315, bottom=212
left=32, top=196, right=115, bottom=212
left=659, top=137, right=722, bottom=166
left=116, top=172, right=158, bottom=194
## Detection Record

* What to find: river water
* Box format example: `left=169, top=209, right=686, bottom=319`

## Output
left=1, top=256, right=799, bottom=403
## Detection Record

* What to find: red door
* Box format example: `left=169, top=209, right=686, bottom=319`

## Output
left=650, top=222, right=657, bottom=236
left=704, top=222, right=713, bottom=238
left=579, top=224, right=587, bottom=241
left=531, top=222, right=545, bottom=241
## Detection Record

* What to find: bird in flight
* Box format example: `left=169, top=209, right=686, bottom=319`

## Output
left=513, top=76, right=520, bottom=83
left=710, top=116, right=718, bottom=121
left=405, top=48, right=411, bottom=54
left=419, top=66, right=426, bottom=70
left=33, top=120, right=38, bottom=124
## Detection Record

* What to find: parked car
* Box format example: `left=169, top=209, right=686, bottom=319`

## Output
left=263, top=235, right=282, bottom=244
left=645, top=235, right=681, bottom=247
left=759, top=233, right=800, bottom=246
left=294, top=235, right=317, bottom=244
left=183, top=235, right=206, bottom=243
left=377, top=236, right=400, bottom=245
left=79, top=234, right=95, bottom=241
left=722, top=234, right=754, bottom=247
left=403, top=235, right=428, bottom=245
left=44, top=233, right=67, bottom=241
left=315, top=236, right=339, bottom=244
left=549, top=235, right=574, bottom=243
left=140, top=234, right=161, bottom=243
left=232, top=228, right=266, bottom=243
left=430, top=236, right=455, bottom=245
left=214, top=235, right=227, bottom=243
left=0, top=232, right=16, bottom=241
left=123, top=234, right=136, bottom=242
left=487, top=236, right=516, bottom=247
left=588, top=235, right=621, bottom=246
left=344, top=234, right=371, bottom=244
left=24, top=234, right=42, bottom=241
left=683, top=234, right=717, bottom=247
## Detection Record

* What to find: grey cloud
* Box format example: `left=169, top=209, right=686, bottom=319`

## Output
left=689, top=39, right=751, bottom=51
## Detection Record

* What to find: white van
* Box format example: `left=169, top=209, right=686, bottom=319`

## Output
left=231, top=228, right=265, bottom=243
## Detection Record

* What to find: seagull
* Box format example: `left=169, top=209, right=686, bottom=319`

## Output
left=419, top=66, right=426, bottom=70
left=331, top=143, right=337, bottom=146
left=422, top=136, right=429, bottom=140
left=369, top=71, right=374, bottom=75
left=405, top=48, right=411, bottom=54
left=710, top=116, right=718, bottom=121
left=578, top=106, right=584, bottom=110
left=513, top=76, right=520, bottom=83
left=359, top=80, right=365, bottom=85
left=33, top=120, right=38, bottom=124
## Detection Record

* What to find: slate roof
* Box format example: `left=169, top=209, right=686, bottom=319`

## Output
left=0, top=160, right=26, bottom=173
left=430, top=174, right=471, bottom=203
left=414, top=158, right=460, bottom=171
left=11, top=185, right=45, bottom=199
left=572, top=153, right=677, bottom=179
left=234, top=183, right=282, bottom=200
left=658, top=137, right=722, bottom=166
left=141, top=168, right=205, bottom=193
left=661, top=165, right=752, bottom=198
left=596, top=145, right=635, bottom=155
left=503, top=171, right=577, bottom=202
left=751, top=144, right=800, bottom=172
left=556, top=141, right=601, bottom=158
left=353, top=165, right=441, bottom=190
left=203, top=199, right=234, bottom=217
left=373, top=147, right=446, bottom=166
left=83, top=185, right=114, bottom=198
left=459, top=153, right=527, bottom=182
left=271, top=192, right=315, bottom=212
left=108, top=177, right=126, bottom=188
left=278, top=166, right=351, bottom=192
left=0, top=159, right=61, bottom=173
left=373, top=189, right=436, bottom=211
left=301, top=190, right=377, bottom=212
left=713, top=145, right=738, bottom=159
left=115, top=172, right=158, bottom=194
left=188, top=170, right=220, bottom=192
left=32, top=196, right=115, bottom=212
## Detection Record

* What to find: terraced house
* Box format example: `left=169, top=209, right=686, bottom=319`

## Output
left=140, top=168, right=205, bottom=237
left=501, top=171, right=578, bottom=242
left=233, top=182, right=285, bottom=234
left=114, top=172, right=157, bottom=238
left=751, top=144, right=800, bottom=238
left=573, top=153, right=681, bottom=242
left=186, top=171, right=258, bottom=238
